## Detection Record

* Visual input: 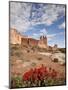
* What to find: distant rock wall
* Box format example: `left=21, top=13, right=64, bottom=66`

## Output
left=21, top=37, right=38, bottom=47
left=10, top=28, right=48, bottom=49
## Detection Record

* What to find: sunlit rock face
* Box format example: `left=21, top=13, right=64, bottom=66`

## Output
left=52, top=44, right=58, bottom=51
left=10, top=28, right=22, bottom=44
left=10, top=28, right=48, bottom=49
left=38, top=36, right=48, bottom=48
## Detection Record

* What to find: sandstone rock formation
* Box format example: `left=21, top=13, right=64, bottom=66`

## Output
left=10, top=28, right=22, bottom=44
left=52, top=44, right=58, bottom=52
left=21, top=37, right=38, bottom=47
left=38, top=36, right=47, bottom=48
left=10, top=28, right=48, bottom=49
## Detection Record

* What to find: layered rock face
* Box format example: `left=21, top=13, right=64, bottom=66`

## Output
left=10, top=28, right=22, bottom=44
left=38, top=36, right=47, bottom=48
left=10, top=28, right=48, bottom=48
left=21, top=38, right=38, bottom=47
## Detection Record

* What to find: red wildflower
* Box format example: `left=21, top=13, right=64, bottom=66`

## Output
left=51, top=69, right=57, bottom=78
left=23, top=68, right=33, bottom=81
left=22, top=65, right=58, bottom=81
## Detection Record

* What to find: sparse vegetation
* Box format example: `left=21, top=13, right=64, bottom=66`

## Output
left=30, top=46, right=48, bottom=52
left=10, top=44, right=24, bottom=61
left=10, top=44, right=66, bottom=88
left=11, top=76, right=22, bottom=88
left=58, top=48, right=66, bottom=53
left=37, top=47, right=47, bottom=52
left=22, top=45, right=28, bottom=48
left=11, top=44, right=21, bottom=50
left=31, top=62, right=36, bottom=67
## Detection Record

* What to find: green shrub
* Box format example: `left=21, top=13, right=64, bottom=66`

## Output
left=11, top=76, right=22, bottom=88
left=31, top=62, right=36, bottom=67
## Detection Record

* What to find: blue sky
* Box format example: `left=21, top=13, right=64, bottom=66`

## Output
left=10, top=2, right=65, bottom=48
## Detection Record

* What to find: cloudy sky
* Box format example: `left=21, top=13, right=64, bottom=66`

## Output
left=10, top=2, right=66, bottom=48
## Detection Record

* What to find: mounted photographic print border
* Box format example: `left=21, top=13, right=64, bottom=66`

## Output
left=9, top=1, right=66, bottom=89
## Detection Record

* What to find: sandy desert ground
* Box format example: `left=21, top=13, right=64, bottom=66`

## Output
left=10, top=44, right=66, bottom=79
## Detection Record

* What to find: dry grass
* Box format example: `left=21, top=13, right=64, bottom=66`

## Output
left=10, top=44, right=65, bottom=80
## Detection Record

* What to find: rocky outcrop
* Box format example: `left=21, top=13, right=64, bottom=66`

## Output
left=10, top=28, right=48, bottom=49
left=21, top=37, right=38, bottom=47
left=10, top=28, right=22, bottom=44
left=38, top=36, right=47, bottom=48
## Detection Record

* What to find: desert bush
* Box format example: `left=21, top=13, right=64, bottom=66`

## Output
left=37, top=57, right=42, bottom=60
left=59, top=48, right=66, bottom=53
left=11, top=76, right=22, bottom=88
left=53, top=58, right=58, bottom=62
left=11, top=44, right=21, bottom=50
left=31, top=46, right=35, bottom=50
left=14, top=51, right=22, bottom=57
left=10, top=44, right=22, bottom=57
left=31, top=46, right=38, bottom=52
left=10, top=50, right=14, bottom=56
left=31, top=62, right=36, bottom=67
left=22, top=45, right=28, bottom=48
left=27, top=50, right=30, bottom=53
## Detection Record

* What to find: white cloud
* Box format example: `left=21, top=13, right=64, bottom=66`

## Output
left=32, top=33, right=39, bottom=39
left=31, top=28, right=47, bottom=39
left=30, top=28, right=64, bottom=41
left=47, top=32, right=64, bottom=39
left=40, top=28, right=47, bottom=35
left=47, top=34, right=57, bottom=41
left=47, top=34, right=56, bottom=38
left=10, top=2, right=65, bottom=33
left=47, top=32, right=64, bottom=41
left=31, top=4, right=65, bottom=26
left=10, top=2, right=31, bottom=32
left=59, top=22, right=65, bottom=29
